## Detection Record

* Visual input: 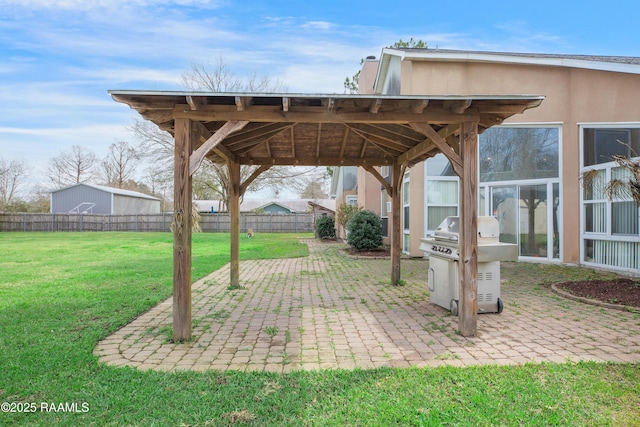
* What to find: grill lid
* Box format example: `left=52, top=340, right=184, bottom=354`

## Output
left=432, top=216, right=460, bottom=241
left=431, top=216, right=501, bottom=242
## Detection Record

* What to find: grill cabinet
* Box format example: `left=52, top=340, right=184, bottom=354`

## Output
left=419, top=216, right=517, bottom=315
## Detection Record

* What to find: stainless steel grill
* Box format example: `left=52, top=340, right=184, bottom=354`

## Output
left=419, top=216, right=517, bottom=315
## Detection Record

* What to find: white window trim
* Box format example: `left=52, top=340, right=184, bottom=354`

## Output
left=480, top=124, right=563, bottom=262
left=579, top=123, right=640, bottom=271
left=403, top=172, right=410, bottom=254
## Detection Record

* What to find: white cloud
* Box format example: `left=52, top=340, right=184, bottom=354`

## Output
left=302, top=21, right=334, bottom=31
left=0, top=0, right=223, bottom=10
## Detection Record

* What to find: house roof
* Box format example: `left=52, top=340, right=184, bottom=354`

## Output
left=307, top=199, right=336, bottom=212
left=193, top=198, right=335, bottom=213
left=109, top=91, right=544, bottom=168
left=379, top=48, right=640, bottom=76
left=52, top=182, right=160, bottom=201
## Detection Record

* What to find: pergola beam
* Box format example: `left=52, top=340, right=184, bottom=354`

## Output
left=240, top=165, right=272, bottom=195
left=228, top=160, right=241, bottom=288
left=172, top=118, right=195, bottom=342
left=363, top=165, right=392, bottom=196
left=409, top=122, right=463, bottom=177
left=174, top=105, right=478, bottom=124
left=241, top=156, right=395, bottom=167
left=189, top=120, right=249, bottom=175
left=458, top=120, right=480, bottom=337
left=390, top=161, right=406, bottom=285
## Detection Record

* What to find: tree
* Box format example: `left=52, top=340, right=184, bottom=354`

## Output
left=336, top=203, right=363, bottom=236
left=300, top=181, right=329, bottom=199
left=582, top=140, right=640, bottom=204
left=181, top=55, right=287, bottom=93
left=132, top=55, right=316, bottom=208
left=0, top=157, right=29, bottom=211
left=299, top=167, right=330, bottom=199
left=344, top=38, right=428, bottom=94
left=100, top=140, right=140, bottom=189
left=47, top=145, right=97, bottom=188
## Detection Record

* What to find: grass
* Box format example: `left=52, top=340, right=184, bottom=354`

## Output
left=0, top=232, right=639, bottom=426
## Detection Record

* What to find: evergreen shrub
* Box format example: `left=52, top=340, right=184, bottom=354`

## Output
left=315, top=215, right=336, bottom=239
left=346, top=209, right=383, bottom=251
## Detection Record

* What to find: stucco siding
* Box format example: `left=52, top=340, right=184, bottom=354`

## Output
left=396, top=59, right=640, bottom=265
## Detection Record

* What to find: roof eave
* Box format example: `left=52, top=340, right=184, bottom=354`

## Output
left=382, top=49, right=640, bottom=75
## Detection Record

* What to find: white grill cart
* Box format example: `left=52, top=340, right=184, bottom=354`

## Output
left=419, top=216, right=518, bottom=315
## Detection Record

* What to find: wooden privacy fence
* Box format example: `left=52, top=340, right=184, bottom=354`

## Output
left=0, top=212, right=314, bottom=233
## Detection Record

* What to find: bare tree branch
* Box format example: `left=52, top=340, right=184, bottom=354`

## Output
left=0, top=157, right=29, bottom=209
left=47, top=145, right=97, bottom=188
left=100, top=140, right=141, bottom=188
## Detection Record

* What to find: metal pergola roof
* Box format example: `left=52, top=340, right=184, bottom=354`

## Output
left=110, top=91, right=543, bottom=168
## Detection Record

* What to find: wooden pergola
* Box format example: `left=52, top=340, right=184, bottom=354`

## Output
left=109, top=91, right=543, bottom=340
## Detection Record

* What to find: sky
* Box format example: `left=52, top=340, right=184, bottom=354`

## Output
left=1, top=0, right=640, bottom=195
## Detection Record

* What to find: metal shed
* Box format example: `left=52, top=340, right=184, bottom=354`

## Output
left=50, top=183, right=161, bottom=214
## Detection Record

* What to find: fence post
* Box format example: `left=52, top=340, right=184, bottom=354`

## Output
left=51, top=213, right=54, bottom=232
left=295, top=213, right=298, bottom=232
left=23, top=213, right=26, bottom=232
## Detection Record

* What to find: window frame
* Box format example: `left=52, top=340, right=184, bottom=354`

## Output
left=579, top=123, right=640, bottom=271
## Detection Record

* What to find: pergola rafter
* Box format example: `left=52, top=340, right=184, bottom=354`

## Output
left=110, top=91, right=543, bottom=341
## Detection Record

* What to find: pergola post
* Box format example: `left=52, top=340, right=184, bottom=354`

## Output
left=458, top=120, right=479, bottom=337
left=228, top=160, right=241, bottom=288
left=173, top=118, right=195, bottom=341
left=390, top=161, right=405, bottom=285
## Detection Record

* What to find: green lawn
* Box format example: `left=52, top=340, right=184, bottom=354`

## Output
left=0, top=232, right=638, bottom=426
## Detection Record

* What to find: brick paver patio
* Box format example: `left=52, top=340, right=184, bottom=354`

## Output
left=94, top=239, right=640, bottom=372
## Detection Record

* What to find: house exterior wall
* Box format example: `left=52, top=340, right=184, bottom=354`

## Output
left=358, top=58, right=380, bottom=95
left=404, top=60, right=640, bottom=265
left=332, top=166, right=359, bottom=239
left=407, top=162, right=425, bottom=256
left=261, top=204, right=291, bottom=214
left=357, top=54, right=640, bottom=271
left=357, top=167, right=382, bottom=214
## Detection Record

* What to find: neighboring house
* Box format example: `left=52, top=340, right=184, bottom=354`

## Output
left=307, top=199, right=336, bottom=229
left=193, top=199, right=334, bottom=215
left=50, top=183, right=161, bottom=214
left=307, top=199, right=336, bottom=217
left=329, top=166, right=360, bottom=238
left=333, top=48, right=640, bottom=273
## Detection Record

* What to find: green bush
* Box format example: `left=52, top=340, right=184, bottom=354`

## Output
left=346, top=209, right=383, bottom=251
left=336, top=203, right=363, bottom=229
left=315, top=215, right=336, bottom=239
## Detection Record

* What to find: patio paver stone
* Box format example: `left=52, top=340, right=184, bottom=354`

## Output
left=94, top=239, right=640, bottom=372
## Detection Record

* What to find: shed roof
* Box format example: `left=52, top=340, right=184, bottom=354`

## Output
left=109, top=91, right=544, bottom=169
left=52, top=182, right=160, bottom=201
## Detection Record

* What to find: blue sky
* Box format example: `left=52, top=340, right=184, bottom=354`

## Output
left=2, top=0, right=639, bottom=192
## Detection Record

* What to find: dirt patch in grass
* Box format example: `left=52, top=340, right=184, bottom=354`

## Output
left=557, top=278, right=640, bottom=308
